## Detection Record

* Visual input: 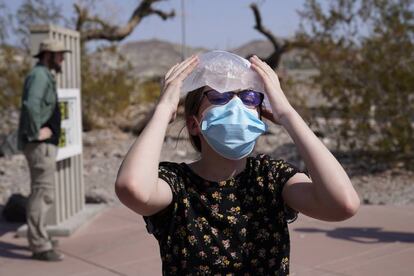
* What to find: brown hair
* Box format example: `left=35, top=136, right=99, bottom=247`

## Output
left=184, top=87, right=206, bottom=152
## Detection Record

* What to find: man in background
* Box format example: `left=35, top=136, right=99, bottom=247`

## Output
left=17, top=39, right=70, bottom=261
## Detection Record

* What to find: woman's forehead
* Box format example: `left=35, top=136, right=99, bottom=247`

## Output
left=201, top=86, right=210, bottom=92
left=202, top=86, right=246, bottom=93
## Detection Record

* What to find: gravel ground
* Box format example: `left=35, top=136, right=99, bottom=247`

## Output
left=1, top=121, right=413, bottom=207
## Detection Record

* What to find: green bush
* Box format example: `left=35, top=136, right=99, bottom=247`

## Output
left=298, top=0, right=414, bottom=167
left=81, top=48, right=135, bottom=130
left=0, top=46, right=30, bottom=110
left=136, top=79, right=161, bottom=104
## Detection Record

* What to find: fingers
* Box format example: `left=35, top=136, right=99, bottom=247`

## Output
left=159, top=55, right=198, bottom=106
left=175, top=57, right=199, bottom=81
left=250, top=60, right=268, bottom=80
left=165, top=63, right=179, bottom=79
left=250, top=55, right=281, bottom=89
left=250, top=55, right=280, bottom=85
left=167, top=55, right=198, bottom=82
left=250, top=58, right=275, bottom=90
left=250, top=55, right=275, bottom=77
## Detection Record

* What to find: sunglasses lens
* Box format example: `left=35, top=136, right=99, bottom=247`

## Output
left=239, top=90, right=263, bottom=107
left=205, top=90, right=232, bottom=105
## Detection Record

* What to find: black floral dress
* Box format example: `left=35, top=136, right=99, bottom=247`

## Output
left=143, top=154, right=301, bottom=275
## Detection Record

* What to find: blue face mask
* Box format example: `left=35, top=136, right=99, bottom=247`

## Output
left=200, top=97, right=268, bottom=160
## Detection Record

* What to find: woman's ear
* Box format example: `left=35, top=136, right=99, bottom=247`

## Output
left=186, top=115, right=201, bottom=135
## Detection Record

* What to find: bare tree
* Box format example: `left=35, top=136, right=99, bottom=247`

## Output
left=74, top=0, right=175, bottom=44
left=0, top=0, right=11, bottom=44
left=16, top=0, right=63, bottom=51
left=249, top=3, right=308, bottom=70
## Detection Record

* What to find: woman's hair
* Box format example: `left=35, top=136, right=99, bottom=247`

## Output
left=184, top=87, right=205, bottom=152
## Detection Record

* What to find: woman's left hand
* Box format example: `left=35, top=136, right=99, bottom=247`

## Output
left=249, top=55, right=295, bottom=124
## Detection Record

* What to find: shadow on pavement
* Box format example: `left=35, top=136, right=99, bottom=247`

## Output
left=294, top=227, right=414, bottom=244
left=0, top=212, right=30, bottom=260
left=0, top=221, right=24, bottom=237
left=0, top=241, right=31, bottom=260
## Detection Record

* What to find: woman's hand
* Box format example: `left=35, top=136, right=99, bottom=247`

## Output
left=158, top=55, right=199, bottom=122
left=249, top=55, right=295, bottom=124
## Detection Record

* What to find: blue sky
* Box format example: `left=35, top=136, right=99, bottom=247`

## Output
left=6, top=0, right=312, bottom=49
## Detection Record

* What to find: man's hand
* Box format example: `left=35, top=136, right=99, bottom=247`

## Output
left=38, top=127, right=53, bottom=141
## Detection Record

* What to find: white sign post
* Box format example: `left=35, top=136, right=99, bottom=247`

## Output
left=56, top=89, right=83, bottom=161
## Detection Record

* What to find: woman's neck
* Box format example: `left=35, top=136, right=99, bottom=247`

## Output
left=188, top=146, right=247, bottom=182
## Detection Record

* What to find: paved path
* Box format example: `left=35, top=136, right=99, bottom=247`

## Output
left=1, top=205, right=413, bottom=275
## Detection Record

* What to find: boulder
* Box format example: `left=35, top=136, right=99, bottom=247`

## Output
left=2, top=193, right=27, bottom=222
left=85, top=188, right=112, bottom=204
left=0, top=130, right=20, bottom=157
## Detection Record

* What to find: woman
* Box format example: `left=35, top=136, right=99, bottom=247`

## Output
left=115, top=51, right=360, bottom=275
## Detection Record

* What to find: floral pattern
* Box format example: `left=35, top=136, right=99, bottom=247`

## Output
left=143, top=154, right=300, bottom=275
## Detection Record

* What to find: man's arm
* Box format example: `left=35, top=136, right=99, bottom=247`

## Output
left=23, top=71, right=49, bottom=141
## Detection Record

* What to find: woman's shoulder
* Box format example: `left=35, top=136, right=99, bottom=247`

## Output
left=250, top=153, right=289, bottom=166
left=250, top=153, right=300, bottom=175
left=159, top=161, right=180, bottom=170
left=158, top=161, right=185, bottom=177
left=158, top=161, right=194, bottom=183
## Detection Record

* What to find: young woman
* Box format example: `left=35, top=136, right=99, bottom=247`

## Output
left=115, top=51, right=360, bottom=275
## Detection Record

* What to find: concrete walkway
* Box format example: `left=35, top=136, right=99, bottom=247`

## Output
left=1, top=205, right=413, bottom=276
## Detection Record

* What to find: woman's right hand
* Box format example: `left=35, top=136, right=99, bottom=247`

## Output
left=158, top=55, right=199, bottom=122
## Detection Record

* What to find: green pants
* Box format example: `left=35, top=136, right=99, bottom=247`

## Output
left=23, top=142, right=57, bottom=253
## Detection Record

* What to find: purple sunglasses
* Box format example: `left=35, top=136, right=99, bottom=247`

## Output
left=204, top=89, right=264, bottom=107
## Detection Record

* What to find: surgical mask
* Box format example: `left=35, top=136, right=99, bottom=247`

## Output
left=200, top=97, right=268, bottom=160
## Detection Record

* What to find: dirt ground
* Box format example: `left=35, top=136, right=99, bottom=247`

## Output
left=1, top=125, right=413, bottom=207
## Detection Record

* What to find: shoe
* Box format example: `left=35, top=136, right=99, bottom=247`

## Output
left=32, top=249, right=64, bottom=262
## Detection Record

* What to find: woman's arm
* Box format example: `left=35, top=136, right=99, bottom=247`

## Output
left=250, top=55, right=360, bottom=221
left=115, top=56, right=198, bottom=216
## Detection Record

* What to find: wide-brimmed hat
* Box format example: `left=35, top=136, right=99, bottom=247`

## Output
left=33, top=39, right=71, bottom=58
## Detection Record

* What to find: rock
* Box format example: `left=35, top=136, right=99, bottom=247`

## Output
left=176, top=150, right=187, bottom=157
left=362, top=198, right=372, bottom=205
left=1, top=125, right=414, bottom=208
left=91, top=166, right=103, bottom=174
left=0, top=130, right=20, bottom=157
left=116, top=104, right=155, bottom=135
left=83, top=134, right=97, bottom=147
left=2, top=193, right=27, bottom=222
left=132, top=116, right=150, bottom=135
left=112, top=150, right=123, bottom=159
left=85, top=188, right=112, bottom=204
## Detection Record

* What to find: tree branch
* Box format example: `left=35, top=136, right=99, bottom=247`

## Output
left=75, top=0, right=175, bottom=42
left=250, top=3, right=309, bottom=69
left=250, top=3, right=281, bottom=53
